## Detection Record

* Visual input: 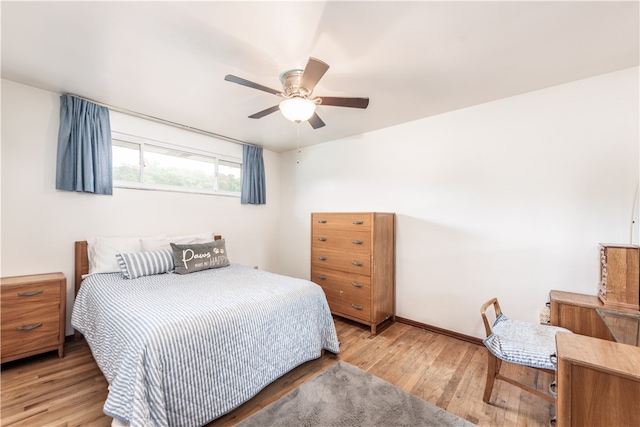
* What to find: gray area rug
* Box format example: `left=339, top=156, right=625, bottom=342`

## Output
left=236, top=361, right=476, bottom=427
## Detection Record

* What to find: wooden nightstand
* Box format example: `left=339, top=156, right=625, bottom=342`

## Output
left=1, top=272, right=66, bottom=363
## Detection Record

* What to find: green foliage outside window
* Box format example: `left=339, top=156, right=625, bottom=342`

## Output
left=112, top=137, right=241, bottom=195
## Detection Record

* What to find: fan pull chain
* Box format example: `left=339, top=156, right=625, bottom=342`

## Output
left=296, top=123, right=301, bottom=164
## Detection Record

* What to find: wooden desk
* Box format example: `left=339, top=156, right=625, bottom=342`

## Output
left=556, top=332, right=640, bottom=427
left=550, top=290, right=640, bottom=426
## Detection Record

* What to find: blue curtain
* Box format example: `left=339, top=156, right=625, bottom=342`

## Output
left=55, top=95, right=113, bottom=195
left=241, top=145, right=266, bottom=204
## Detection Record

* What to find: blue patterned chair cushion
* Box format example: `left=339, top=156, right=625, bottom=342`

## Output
left=482, top=314, right=571, bottom=370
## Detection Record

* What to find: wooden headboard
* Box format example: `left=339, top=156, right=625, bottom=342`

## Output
left=73, top=241, right=89, bottom=341
left=74, top=235, right=222, bottom=298
left=74, top=241, right=89, bottom=298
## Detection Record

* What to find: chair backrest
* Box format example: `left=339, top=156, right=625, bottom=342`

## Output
left=480, top=298, right=502, bottom=338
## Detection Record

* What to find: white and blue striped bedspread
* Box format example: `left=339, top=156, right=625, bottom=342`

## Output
left=71, top=264, right=340, bottom=427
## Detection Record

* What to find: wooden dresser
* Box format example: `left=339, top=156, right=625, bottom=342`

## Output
left=310, top=212, right=395, bottom=334
left=1, top=272, right=66, bottom=363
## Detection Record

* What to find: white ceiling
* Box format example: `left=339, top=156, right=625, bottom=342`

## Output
left=2, top=1, right=638, bottom=152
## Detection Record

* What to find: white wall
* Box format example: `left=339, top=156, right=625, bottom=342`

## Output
left=1, top=80, right=281, bottom=335
left=3, top=68, right=638, bottom=340
left=278, top=67, right=640, bottom=338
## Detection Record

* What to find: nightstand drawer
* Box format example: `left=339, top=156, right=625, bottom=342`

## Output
left=2, top=300, right=60, bottom=324
left=1, top=310, right=60, bottom=356
left=1, top=280, right=61, bottom=306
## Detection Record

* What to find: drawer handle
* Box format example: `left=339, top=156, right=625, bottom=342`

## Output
left=317, top=275, right=327, bottom=280
left=549, top=381, right=557, bottom=399
left=352, top=304, right=363, bottom=310
left=352, top=261, right=363, bottom=266
left=17, top=322, right=43, bottom=331
left=317, top=219, right=327, bottom=224
left=351, top=282, right=363, bottom=288
left=317, top=237, right=327, bottom=241
left=352, top=221, right=364, bottom=225
left=352, top=240, right=363, bottom=245
left=317, top=256, right=327, bottom=261
left=17, top=290, right=44, bottom=297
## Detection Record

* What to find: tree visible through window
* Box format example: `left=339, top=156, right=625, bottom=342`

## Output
left=218, top=159, right=242, bottom=192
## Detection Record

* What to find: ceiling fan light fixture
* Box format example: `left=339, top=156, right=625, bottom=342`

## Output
left=279, top=97, right=316, bottom=123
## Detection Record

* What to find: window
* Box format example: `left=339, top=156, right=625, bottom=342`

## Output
left=112, top=133, right=242, bottom=196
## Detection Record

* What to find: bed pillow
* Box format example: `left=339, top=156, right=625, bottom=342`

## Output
left=208, top=239, right=230, bottom=268
left=87, top=236, right=143, bottom=275
left=171, top=240, right=230, bottom=274
left=141, top=232, right=215, bottom=252
left=137, top=234, right=172, bottom=252
left=116, top=249, right=175, bottom=279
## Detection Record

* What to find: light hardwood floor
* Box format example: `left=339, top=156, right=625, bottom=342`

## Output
left=1, top=317, right=555, bottom=426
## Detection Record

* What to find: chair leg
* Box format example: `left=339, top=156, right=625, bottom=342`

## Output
left=483, top=353, right=501, bottom=403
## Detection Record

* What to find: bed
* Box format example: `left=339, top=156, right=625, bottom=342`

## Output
left=71, top=237, right=340, bottom=427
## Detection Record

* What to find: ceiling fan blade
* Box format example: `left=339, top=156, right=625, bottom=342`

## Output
left=308, top=113, right=326, bottom=129
left=299, top=58, right=329, bottom=93
left=248, top=105, right=280, bottom=119
left=224, top=74, right=281, bottom=96
left=319, top=96, right=369, bottom=109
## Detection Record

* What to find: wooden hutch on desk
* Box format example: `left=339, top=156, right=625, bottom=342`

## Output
left=549, top=243, right=640, bottom=427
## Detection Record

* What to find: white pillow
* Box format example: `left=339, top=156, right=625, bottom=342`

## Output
left=138, top=234, right=172, bottom=252
left=87, top=237, right=142, bottom=275
left=140, top=232, right=215, bottom=252
left=87, top=235, right=166, bottom=275
left=174, top=232, right=216, bottom=244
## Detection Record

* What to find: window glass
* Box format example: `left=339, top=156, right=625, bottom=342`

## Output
left=111, top=134, right=241, bottom=197
left=112, top=140, right=141, bottom=182
left=218, top=159, right=242, bottom=192
left=144, top=145, right=216, bottom=190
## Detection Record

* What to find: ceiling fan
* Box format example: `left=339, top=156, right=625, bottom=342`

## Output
left=224, top=57, right=369, bottom=129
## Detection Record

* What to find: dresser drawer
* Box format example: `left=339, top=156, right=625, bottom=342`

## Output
left=312, top=229, right=371, bottom=254
left=311, top=248, right=371, bottom=275
left=311, top=267, right=371, bottom=296
left=322, top=287, right=371, bottom=322
left=312, top=213, right=373, bottom=232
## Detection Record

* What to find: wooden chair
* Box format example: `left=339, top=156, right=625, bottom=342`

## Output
left=480, top=298, right=569, bottom=404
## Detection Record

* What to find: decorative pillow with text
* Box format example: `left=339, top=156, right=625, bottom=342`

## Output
left=170, top=240, right=230, bottom=274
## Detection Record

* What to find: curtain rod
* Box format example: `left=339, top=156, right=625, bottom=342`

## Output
left=66, top=93, right=259, bottom=148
